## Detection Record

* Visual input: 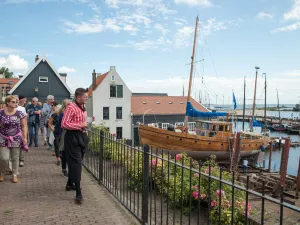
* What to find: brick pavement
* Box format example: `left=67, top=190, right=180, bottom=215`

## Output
left=0, top=140, right=138, bottom=225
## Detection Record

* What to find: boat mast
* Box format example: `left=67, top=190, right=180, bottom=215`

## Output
left=184, top=16, right=199, bottom=129
left=262, top=73, right=267, bottom=131
left=277, top=89, right=281, bottom=123
left=250, top=66, right=260, bottom=132
left=242, top=76, right=246, bottom=130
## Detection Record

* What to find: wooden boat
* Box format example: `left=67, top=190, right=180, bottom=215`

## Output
left=138, top=17, right=271, bottom=161
left=139, top=120, right=270, bottom=160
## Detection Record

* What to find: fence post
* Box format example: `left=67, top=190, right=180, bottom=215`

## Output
left=142, top=144, right=149, bottom=225
left=99, top=130, right=104, bottom=183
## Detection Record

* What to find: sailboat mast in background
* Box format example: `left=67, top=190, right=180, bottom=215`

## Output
left=250, top=66, right=260, bottom=132
left=184, top=16, right=199, bottom=129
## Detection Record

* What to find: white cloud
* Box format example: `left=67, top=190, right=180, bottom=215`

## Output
left=174, top=18, right=238, bottom=47
left=63, top=18, right=104, bottom=34
left=272, top=21, right=300, bottom=32
left=58, top=66, right=76, bottom=73
left=256, top=12, right=274, bottom=20
left=76, top=12, right=84, bottom=16
left=0, top=48, right=23, bottom=55
left=174, top=26, right=194, bottom=47
left=105, top=0, right=177, bottom=14
left=284, top=0, right=300, bottom=20
left=174, top=18, right=188, bottom=26
left=0, top=54, right=28, bottom=72
left=154, top=24, right=168, bottom=35
left=104, top=44, right=129, bottom=48
left=174, top=0, right=212, bottom=7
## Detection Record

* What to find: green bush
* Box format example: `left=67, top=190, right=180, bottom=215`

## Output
left=88, top=127, right=252, bottom=224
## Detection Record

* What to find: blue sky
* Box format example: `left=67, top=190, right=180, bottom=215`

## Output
left=0, top=0, right=300, bottom=104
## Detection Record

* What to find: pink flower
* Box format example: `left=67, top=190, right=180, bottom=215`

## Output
left=216, top=190, right=226, bottom=198
left=203, top=168, right=208, bottom=174
left=199, top=194, right=205, bottom=199
left=113, top=133, right=116, bottom=137
left=194, top=173, right=199, bottom=177
left=211, top=200, right=216, bottom=207
left=192, top=191, right=199, bottom=199
left=193, top=185, right=198, bottom=190
left=175, top=154, right=182, bottom=161
left=152, top=159, right=157, bottom=166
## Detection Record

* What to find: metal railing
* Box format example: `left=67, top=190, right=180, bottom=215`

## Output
left=83, top=128, right=300, bottom=225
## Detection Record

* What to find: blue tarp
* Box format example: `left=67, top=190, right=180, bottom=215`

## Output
left=253, top=118, right=263, bottom=127
left=186, top=102, right=227, bottom=118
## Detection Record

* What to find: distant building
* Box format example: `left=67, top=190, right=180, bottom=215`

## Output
left=131, top=95, right=209, bottom=131
left=0, top=76, right=19, bottom=103
left=9, top=55, right=72, bottom=102
left=87, top=66, right=132, bottom=139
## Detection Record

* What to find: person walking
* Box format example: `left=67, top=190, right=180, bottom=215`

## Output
left=61, top=88, right=90, bottom=204
left=48, top=101, right=61, bottom=165
left=39, top=102, right=47, bottom=146
left=58, top=99, right=72, bottom=177
left=0, top=95, right=28, bottom=183
left=17, top=95, right=27, bottom=167
left=42, top=95, right=54, bottom=150
left=27, top=97, right=42, bottom=147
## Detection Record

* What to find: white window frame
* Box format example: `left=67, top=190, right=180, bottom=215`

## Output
left=175, top=122, right=184, bottom=127
left=39, top=76, right=48, bottom=83
left=162, top=123, right=169, bottom=130
left=188, top=122, right=196, bottom=131
left=111, top=75, right=115, bottom=81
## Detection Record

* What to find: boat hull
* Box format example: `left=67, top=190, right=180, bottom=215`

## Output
left=139, top=125, right=269, bottom=160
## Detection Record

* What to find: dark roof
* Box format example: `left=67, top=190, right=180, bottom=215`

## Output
left=131, top=96, right=209, bottom=115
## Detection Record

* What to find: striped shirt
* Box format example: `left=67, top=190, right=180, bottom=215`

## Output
left=61, top=102, right=87, bottom=131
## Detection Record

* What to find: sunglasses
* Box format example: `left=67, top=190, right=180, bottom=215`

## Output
left=10, top=101, right=18, bottom=104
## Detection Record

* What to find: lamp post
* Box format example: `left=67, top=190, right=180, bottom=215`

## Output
left=143, top=109, right=152, bottom=124
left=250, top=66, right=260, bottom=132
left=262, top=73, right=267, bottom=131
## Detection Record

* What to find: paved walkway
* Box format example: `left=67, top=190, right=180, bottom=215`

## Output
left=0, top=140, right=138, bottom=225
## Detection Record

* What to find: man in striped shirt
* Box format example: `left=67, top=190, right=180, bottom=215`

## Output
left=61, top=88, right=90, bottom=204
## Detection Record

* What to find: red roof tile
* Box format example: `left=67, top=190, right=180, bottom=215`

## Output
left=131, top=96, right=209, bottom=115
left=88, top=72, right=109, bottom=96
left=0, top=78, right=19, bottom=87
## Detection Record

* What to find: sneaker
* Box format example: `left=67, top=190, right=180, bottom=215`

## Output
left=44, top=142, right=47, bottom=146
left=57, top=160, right=61, bottom=166
left=62, top=170, right=68, bottom=177
left=0, top=173, right=4, bottom=182
left=12, top=176, right=18, bottom=183
left=35, top=144, right=38, bottom=147
left=65, top=185, right=76, bottom=191
left=19, top=161, right=24, bottom=167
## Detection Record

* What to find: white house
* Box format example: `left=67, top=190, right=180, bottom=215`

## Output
left=88, top=66, right=132, bottom=139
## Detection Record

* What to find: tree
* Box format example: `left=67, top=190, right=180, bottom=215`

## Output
left=293, top=104, right=300, bottom=112
left=0, top=67, right=14, bottom=78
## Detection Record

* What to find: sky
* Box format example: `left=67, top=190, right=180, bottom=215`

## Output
left=0, top=0, right=300, bottom=105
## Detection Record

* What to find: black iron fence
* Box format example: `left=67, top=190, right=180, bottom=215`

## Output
left=83, top=128, right=300, bottom=225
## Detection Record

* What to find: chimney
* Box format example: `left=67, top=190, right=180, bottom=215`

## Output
left=92, top=69, right=96, bottom=90
left=19, top=75, right=24, bottom=79
left=59, top=73, right=67, bottom=83
left=110, top=66, right=116, bottom=71
left=35, top=55, right=39, bottom=62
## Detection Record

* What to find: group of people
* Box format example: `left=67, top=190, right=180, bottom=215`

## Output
left=0, top=88, right=91, bottom=204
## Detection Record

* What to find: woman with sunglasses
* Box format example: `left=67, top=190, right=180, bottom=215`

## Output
left=0, top=95, right=28, bottom=183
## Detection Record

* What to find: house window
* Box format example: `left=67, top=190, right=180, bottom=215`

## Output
left=111, top=75, right=115, bottom=81
left=188, top=122, right=196, bottom=131
left=39, top=76, right=48, bottom=82
left=116, top=107, right=122, bottom=119
left=103, top=107, right=109, bottom=120
left=116, top=127, right=123, bottom=139
left=175, top=122, right=184, bottom=127
left=162, top=123, right=169, bottom=130
left=110, top=85, right=123, bottom=98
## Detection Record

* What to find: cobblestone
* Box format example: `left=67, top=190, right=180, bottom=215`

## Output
left=0, top=139, right=138, bottom=225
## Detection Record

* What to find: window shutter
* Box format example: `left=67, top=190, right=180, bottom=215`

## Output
left=117, top=85, right=123, bottom=98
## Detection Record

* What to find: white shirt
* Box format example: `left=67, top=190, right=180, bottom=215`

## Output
left=17, top=105, right=27, bottom=116
left=243, top=160, right=248, bottom=166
